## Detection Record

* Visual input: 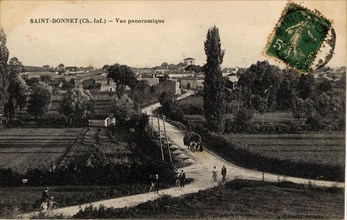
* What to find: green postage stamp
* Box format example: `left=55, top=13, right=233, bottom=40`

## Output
left=266, top=2, right=332, bottom=73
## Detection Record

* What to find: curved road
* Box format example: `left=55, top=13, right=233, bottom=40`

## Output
left=20, top=90, right=344, bottom=218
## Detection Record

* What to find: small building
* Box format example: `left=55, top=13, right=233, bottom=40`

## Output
left=140, top=78, right=160, bottom=86
left=168, top=72, right=194, bottom=79
left=104, top=114, right=116, bottom=127
left=152, top=80, right=181, bottom=96
left=225, top=75, right=239, bottom=90
left=51, top=78, right=65, bottom=88
left=138, top=73, right=160, bottom=86
left=184, top=57, right=195, bottom=66
left=181, top=78, right=204, bottom=91
left=98, top=78, right=116, bottom=92
left=65, top=66, right=78, bottom=72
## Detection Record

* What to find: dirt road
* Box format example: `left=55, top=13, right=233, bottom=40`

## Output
left=19, top=90, right=344, bottom=218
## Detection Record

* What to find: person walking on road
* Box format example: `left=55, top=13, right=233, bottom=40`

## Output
left=212, top=166, right=218, bottom=182
left=179, top=170, right=186, bottom=188
left=149, top=174, right=160, bottom=194
left=221, top=165, right=227, bottom=182
left=153, top=174, right=160, bottom=194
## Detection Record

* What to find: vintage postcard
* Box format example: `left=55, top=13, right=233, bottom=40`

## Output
left=0, top=0, right=345, bottom=219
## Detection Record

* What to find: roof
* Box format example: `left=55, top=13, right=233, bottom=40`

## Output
left=51, top=78, right=65, bottom=85
left=106, top=114, right=115, bottom=119
left=184, top=57, right=195, bottom=60
left=181, top=77, right=204, bottom=80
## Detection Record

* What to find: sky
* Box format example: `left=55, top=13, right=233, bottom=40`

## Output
left=1, top=0, right=346, bottom=69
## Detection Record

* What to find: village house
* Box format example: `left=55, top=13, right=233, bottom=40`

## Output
left=225, top=75, right=239, bottom=90
left=137, top=72, right=160, bottom=86
left=65, top=66, right=78, bottom=72
left=184, top=57, right=195, bottom=66
left=222, top=67, right=239, bottom=77
left=104, top=114, right=116, bottom=127
left=168, top=72, right=195, bottom=79
left=98, top=78, right=117, bottom=92
left=180, top=77, right=204, bottom=91
left=152, top=80, right=181, bottom=96
left=50, top=78, right=65, bottom=88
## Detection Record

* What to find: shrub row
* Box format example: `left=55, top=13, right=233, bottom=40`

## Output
left=202, top=133, right=344, bottom=182
left=225, top=120, right=344, bottom=134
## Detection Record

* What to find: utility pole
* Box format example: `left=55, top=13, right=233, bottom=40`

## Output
left=157, top=115, right=164, bottom=161
left=162, top=115, right=172, bottom=163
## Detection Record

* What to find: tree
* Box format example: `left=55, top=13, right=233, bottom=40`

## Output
left=238, top=61, right=282, bottom=111
left=185, top=64, right=202, bottom=73
left=0, top=27, right=10, bottom=114
left=159, top=91, right=184, bottom=121
left=107, top=64, right=138, bottom=98
left=62, top=78, right=75, bottom=90
left=4, top=57, right=26, bottom=122
left=312, top=92, right=332, bottom=117
left=57, top=63, right=65, bottom=74
left=276, top=76, right=294, bottom=111
left=40, top=75, right=52, bottom=83
left=160, top=62, right=169, bottom=69
left=233, top=107, right=253, bottom=126
left=59, top=88, right=95, bottom=125
left=203, top=26, right=226, bottom=133
left=27, top=82, right=52, bottom=119
left=316, top=78, right=332, bottom=93
left=296, top=74, right=315, bottom=99
left=291, top=97, right=314, bottom=121
left=102, top=65, right=109, bottom=71
left=159, top=91, right=175, bottom=114
left=131, top=80, right=150, bottom=107
left=5, top=75, right=28, bottom=121
left=112, top=94, right=136, bottom=124
left=25, top=77, right=40, bottom=86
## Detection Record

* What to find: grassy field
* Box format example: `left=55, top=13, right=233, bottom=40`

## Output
left=60, top=127, right=132, bottom=166
left=221, top=132, right=345, bottom=168
left=0, top=126, right=133, bottom=173
left=73, top=179, right=344, bottom=219
left=0, top=128, right=83, bottom=173
left=0, top=127, right=150, bottom=218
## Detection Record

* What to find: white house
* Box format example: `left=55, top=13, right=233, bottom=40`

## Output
left=184, top=57, right=195, bottom=66
left=104, top=114, right=116, bottom=127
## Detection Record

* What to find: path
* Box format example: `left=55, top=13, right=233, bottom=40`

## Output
left=19, top=90, right=344, bottom=218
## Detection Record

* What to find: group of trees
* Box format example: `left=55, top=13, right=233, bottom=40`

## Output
left=59, top=88, right=95, bottom=125
left=158, top=91, right=185, bottom=122
left=0, top=28, right=53, bottom=123
left=235, top=61, right=345, bottom=130
left=104, top=64, right=150, bottom=131
left=198, top=25, right=344, bottom=133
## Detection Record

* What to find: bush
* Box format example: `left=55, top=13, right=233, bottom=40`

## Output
left=180, top=105, right=204, bottom=115
left=0, top=169, right=22, bottom=186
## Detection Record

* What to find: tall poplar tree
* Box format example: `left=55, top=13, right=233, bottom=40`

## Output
left=203, top=26, right=225, bottom=133
left=0, top=27, right=10, bottom=114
